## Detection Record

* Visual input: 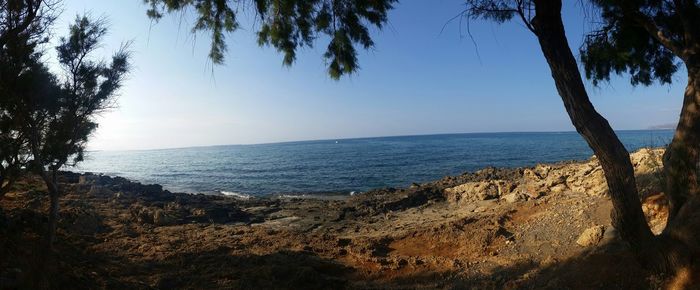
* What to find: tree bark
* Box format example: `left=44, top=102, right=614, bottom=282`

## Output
left=39, top=169, right=60, bottom=248
left=0, top=174, right=6, bottom=199
left=663, top=61, right=700, bottom=220
left=27, top=127, right=61, bottom=248
left=529, top=0, right=689, bottom=271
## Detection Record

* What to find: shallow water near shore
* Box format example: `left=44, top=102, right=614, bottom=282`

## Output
left=76, top=130, right=672, bottom=196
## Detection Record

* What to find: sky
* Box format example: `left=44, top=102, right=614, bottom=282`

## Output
left=53, top=0, right=687, bottom=151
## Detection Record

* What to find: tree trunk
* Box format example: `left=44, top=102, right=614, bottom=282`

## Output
left=529, top=0, right=690, bottom=272
left=43, top=170, right=60, bottom=248
left=663, top=62, right=700, bottom=220
left=0, top=175, right=6, bottom=199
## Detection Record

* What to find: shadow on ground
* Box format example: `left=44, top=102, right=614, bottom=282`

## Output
left=1, top=206, right=659, bottom=290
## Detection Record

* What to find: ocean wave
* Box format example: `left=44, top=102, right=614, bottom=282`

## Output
left=274, top=193, right=353, bottom=200
left=219, top=191, right=252, bottom=200
left=275, top=194, right=314, bottom=199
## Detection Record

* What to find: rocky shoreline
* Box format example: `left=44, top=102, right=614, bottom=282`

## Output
left=0, top=148, right=676, bottom=289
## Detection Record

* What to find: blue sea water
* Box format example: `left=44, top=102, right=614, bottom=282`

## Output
left=76, top=130, right=673, bottom=197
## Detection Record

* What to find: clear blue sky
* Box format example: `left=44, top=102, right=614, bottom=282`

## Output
left=55, top=0, right=686, bottom=150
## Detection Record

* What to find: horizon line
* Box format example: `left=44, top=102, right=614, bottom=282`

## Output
left=88, top=128, right=673, bottom=152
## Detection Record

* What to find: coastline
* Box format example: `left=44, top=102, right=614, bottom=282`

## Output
left=0, top=148, right=671, bottom=288
left=75, top=130, right=674, bottom=197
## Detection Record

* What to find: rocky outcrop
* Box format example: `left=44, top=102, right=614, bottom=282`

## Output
left=444, top=180, right=514, bottom=203
left=73, top=173, right=252, bottom=226
left=443, top=148, right=665, bottom=204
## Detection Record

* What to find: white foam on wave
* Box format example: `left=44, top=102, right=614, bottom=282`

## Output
left=277, top=194, right=309, bottom=199
left=219, top=191, right=252, bottom=200
left=274, top=193, right=354, bottom=201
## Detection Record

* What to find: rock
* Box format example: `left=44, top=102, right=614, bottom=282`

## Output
left=445, top=181, right=502, bottom=203
left=642, top=193, right=669, bottom=235
left=78, top=175, right=87, bottom=184
left=550, top=183, right=568, bottom=194
left=477, top=186, right=499, bottom=200
left=473, top=206, right=488, bottom=213
left=630, top=148, right=664, bottom=175
left=382, top=188, right=443, bottom=212
left=502, top=192, right=524, bottom=203
left=541, top=256, right=558, bottom=266
left=565, top=163, right=608, bottom=196
left=188, top=206, right=250, bottom=224
left=63, top=206, right=104, bottom=235
left=58, top=171, right=81, bottom=183
left=544, top=174, right=567, bottom=188
left=153, top=209, right=176, bottom=226
left=534, top=164, right=552, bottom=178
left=130, top=205, right=155, bottom=224
left=576, top=225, right=605, bottom=247
left=88, top=185, right=114, bottom=197
left=522, top=185, right=545, bottom=199
left=130, top=204, right=178, bottom=226
left=496, top=180, right=516, bottom=196
left=523, top=168, right=541, bottom=181
left=601, top=227, right=618, bottom=243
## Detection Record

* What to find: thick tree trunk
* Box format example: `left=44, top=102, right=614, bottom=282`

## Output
left=529, top=0, right=690, bottom=272
left=664, top=62, right=700, bottom=219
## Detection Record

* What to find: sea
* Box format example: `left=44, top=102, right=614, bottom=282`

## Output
left=76, top=130, right=673, bottom=198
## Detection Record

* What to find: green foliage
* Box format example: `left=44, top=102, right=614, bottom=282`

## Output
left=463, top=0, right=519, bottom=23
left=0, top=0, right=55, bottom=193
left=38, top=16, right=131, bottom=171
left=0, top=8, right=130, bottom=181
left=143, top=0, right=396, bottom=79
left=579, top=1, right=698, bottom=86
left=461, top=0, right=695, bottom=86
